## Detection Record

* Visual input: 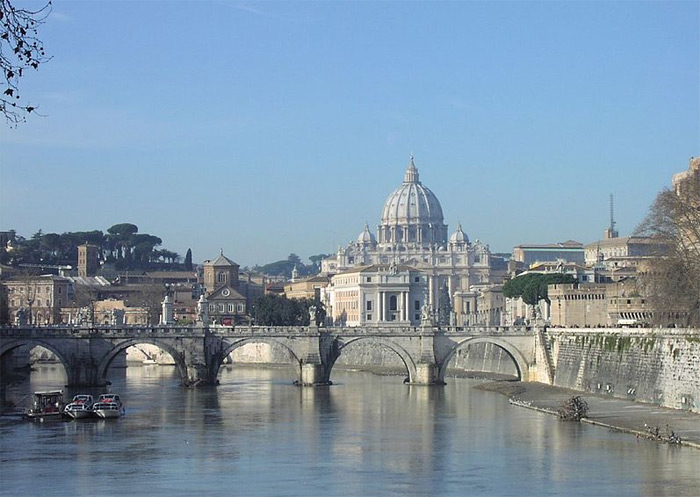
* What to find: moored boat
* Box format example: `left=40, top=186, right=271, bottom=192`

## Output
left=24, top=391, right=66, bottom=421
left=63, top=394, right=95, bottom=420
left=93, top=394, right=124, bottom=419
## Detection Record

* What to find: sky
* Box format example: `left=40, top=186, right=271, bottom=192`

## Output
left=1, top=0, right=699, bottom=268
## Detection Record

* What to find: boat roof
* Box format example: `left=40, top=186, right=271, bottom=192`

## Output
left=33, top=390, right=63, bottom=396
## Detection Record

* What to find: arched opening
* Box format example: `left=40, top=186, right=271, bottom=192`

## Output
left=217, top=339, right=301, bottom=386
left=440, top=338, right=527, bottom=383
left=327, top=337, right=415, bottom=384
left=0, top=341, right=69, bottom=409
left=98, top=340, right=186, bottom=390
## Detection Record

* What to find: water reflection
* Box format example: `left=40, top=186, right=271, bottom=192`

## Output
left=1, top=365, right=699, bottom=497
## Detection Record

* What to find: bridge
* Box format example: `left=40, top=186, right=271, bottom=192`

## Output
left=0, top=324, right=551, bottom=388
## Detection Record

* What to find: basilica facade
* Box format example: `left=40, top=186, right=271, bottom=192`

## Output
left=322, top=157, right=506, bottom=325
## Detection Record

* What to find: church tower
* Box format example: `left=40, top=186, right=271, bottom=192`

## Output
left=203, top=250, right=240, bottom=293
left=77, top=243, right=99, bottom=277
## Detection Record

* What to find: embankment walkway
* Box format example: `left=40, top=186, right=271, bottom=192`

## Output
left=485, top=382, right=700, bottom=449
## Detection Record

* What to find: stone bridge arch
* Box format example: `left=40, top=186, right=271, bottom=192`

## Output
left=326, top=336, right=417, bottom=383
left=97, top=339, right=189, bottom=386
left=438, top=337, right=530, bottom=382
left=1, top=339, right=72, bottom=385
left=216, top=338, right=304, bottom=383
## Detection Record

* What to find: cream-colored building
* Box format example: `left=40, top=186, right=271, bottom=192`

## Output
left=512, top=241, right=584, bottom=266
left=284, top=275, right=330, bottom=301
left=453, top=285, right=504, bottom=326
left=60, top=299, right=149, bottom=325
left=325, top=263, right=427, bottom=327
left=322, top=157, right=507, bottom=325
left=584, top=236, right=665, bottom=268
left=548, top=283, right=609, bottom=327
left=3, top=275, right=71, bottom=325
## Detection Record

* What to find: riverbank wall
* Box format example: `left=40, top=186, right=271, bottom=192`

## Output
left=547, top=328, right=700, bottom=414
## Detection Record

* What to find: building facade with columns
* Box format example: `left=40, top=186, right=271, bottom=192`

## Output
left=321, top=157, right=506, bottom=325
left=324, top=263, right=426, bottom=327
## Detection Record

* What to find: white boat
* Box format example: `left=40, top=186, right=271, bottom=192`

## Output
left=142, top=358, right=157, bottom=365
left=93, top=394, right=124, bottom=419
left=64, top=394, right=95, bottom=420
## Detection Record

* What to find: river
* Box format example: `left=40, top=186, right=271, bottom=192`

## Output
left=1, top=364, right=699, bottom=497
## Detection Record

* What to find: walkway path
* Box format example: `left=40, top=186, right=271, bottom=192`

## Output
left=480, top=382, right=700, bottom=449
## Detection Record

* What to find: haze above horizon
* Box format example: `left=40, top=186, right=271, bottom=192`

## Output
left=1, top=1, right=698, bottom=267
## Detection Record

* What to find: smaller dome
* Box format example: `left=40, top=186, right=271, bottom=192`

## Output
left=449, top=223, right=469, bottom=245
left=357, top=223, right=377, bottom=245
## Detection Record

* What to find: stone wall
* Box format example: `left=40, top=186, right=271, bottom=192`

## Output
left=549, top=328, right=700, bottom=413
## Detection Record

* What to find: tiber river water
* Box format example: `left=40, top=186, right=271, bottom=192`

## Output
left=1, top=363, right=699, bottom=497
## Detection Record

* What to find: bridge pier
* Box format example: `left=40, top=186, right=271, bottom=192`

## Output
left=411, top=362, right=444, bottom=385
left=300, top=362, right=327, bottom=386
left=299, top=329, right=331, bottom=386
left=66, top=358, right=108, bottom=388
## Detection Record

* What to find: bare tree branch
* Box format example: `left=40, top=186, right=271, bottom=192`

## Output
left=0, top=0, right=52, bottom=126
left=636, top=163, right=700, bottom=326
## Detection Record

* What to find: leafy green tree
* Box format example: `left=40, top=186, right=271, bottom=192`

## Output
left=107, top=223, right=138, bottom=236
left=503, top=273, right=577, bottom=306
left=308, top=253, right=330, bottom=273
left=251, top=295, right=324, bottom=326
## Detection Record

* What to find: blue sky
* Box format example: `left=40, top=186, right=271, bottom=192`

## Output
left=1, top=0, right=698, bottom=267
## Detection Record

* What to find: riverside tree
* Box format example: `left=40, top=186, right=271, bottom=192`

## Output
left=635, top=169, right=700, bottom=326
left=0, top=0, right=52, bottom=125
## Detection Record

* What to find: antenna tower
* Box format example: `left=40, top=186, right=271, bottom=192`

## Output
left=605, top=194, right=619, bottom=239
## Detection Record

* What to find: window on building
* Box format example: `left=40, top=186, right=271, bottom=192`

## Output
left=218, top=272, right=227, bottom=283
left=414, top=300, right=420, bottom=310
left=237, top=304, right=244, bottom=312
left=389, top=295, right=397, bottom=311
left=58, top=287, right=62, bottom=294
left=414, top=276, right=420, bottom=282
left=366, top=314, right=372, bottom=321
left=366, top=300, right=373, bottom=311
left=366, top=277, right=372, bottom=283
left=209, top=304, right=215, bottom=311
left=415, top=314, right=420, bottom=321
left=228, top=304, right=234, bottom=312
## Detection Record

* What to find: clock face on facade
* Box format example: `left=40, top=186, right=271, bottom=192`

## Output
left=222, top=289, right=230, bottom=297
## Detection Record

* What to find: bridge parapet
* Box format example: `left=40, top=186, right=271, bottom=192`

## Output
left=0, top=325, right=206, bottom=339
left=209, top=325, right=323, bottom=337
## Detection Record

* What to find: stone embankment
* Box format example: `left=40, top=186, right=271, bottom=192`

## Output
left=547, top=328, right=699, bottom=413
left=479, top=381, right=700, bottom=450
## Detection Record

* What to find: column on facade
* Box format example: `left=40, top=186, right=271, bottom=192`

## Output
left=428, top=275, right=434, bottom=312
left=378, top=291, right=384, bottom=322
left=403, top=291, right=409, bottom=322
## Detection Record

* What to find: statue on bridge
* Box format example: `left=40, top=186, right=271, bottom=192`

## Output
left=308, top=305, right=317, bottom=326
left=197, top=294, right=209, bottom=325
left=421, top=303, right=433, bottom=326
left=15, top=307, right=28, bottom=326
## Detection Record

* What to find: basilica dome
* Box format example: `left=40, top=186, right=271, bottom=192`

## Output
left=377, top=157, right=448, bottom=247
